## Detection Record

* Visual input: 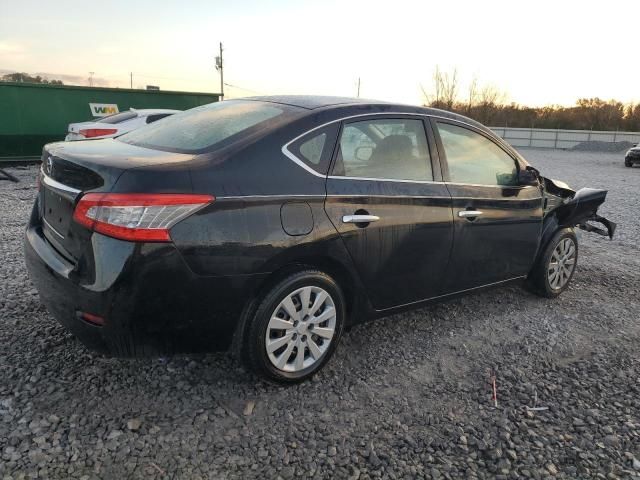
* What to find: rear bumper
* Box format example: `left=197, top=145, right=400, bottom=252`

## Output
left=24, top=221, right=267, bottom=356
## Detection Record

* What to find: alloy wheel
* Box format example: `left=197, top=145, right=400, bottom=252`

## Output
left=265, top=286, right=337, bottom=372
left=547, top=237, right=577, bottom=290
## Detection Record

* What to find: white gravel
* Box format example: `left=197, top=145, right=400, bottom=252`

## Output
left=1, top=150, right=639, bottom=479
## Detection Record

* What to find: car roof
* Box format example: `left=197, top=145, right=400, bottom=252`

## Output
left=241, top=95, right=486, bottom=129
left=242, top=95, right=386, bottom=110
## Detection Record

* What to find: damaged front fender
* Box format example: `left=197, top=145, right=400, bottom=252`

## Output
left=543, top=178, right=616, bottom=239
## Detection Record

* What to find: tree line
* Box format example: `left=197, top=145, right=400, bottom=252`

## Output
left=1, top=72, right=64, bottom=85
left=423, top=68, right=640, bottom=132
left=3, top=69, right=639, bottom=131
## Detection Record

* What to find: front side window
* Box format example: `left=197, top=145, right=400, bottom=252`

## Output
left=332, top=119, right=432, bottom=181
left=119, top=100, right=286, bottom=153
left=436, top=122, right=518, bottom=186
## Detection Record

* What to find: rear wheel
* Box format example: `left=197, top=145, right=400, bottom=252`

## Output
left=528, top=228, right=578, bottom=298
left=244, top=270, right=345, bottom=383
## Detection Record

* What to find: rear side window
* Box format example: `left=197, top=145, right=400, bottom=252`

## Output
left=287, top=124, right=339, bottom=174
left=145, top=113, right=173, bottom=124
left=332, top=118, right=432, bottom=181
left=119, top=100, right=285, bottom=153
left=436, top=122, right=518, bottom=186
left=96, top=111, right=137, bottom=124
left=300, top=134, right=326, bottom=164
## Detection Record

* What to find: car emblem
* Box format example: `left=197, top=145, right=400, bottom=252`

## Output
left=46, top=156, right=53, bottom=175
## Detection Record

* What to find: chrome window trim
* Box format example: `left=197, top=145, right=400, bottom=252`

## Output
left=445, top=182, right=536, bottom=189
left=215, top=193, right=540, bottom=202
left=327, top=194, right=450, bottom=199
left=217, top=194, right=325, bottom=200
left=449, top=196, right=543, bottom=202
left=328, top=175, right=444, bottom=185
left=281, top=111, right=515, bottom=186
left=281, top=146, right=327, bottom=178
left=216, top=194, right=453, bottom=200
left=41, top=170, right=82, bottom=195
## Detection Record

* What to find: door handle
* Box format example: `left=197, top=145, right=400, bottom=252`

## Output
left=342, top=214, right=380, bottom=224
left=458, top=210, right=483, bottom=218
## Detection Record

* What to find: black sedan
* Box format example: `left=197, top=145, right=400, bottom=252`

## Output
left=25, top=96, right=615, bottom=383
left=625, top=144, right=640, bottom=167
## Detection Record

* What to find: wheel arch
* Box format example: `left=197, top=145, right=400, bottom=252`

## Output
left=230, top=253, right=370, bottom=362
left=530, top=213, right=574, bottom=276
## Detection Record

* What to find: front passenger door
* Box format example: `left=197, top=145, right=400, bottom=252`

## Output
left=433, top=119, right=543, bottom=293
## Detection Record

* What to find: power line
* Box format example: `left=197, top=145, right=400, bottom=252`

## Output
left=223, top=82, right=265, bottom=96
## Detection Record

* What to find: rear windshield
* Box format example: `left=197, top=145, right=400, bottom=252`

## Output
left=118, top=100, right=286, bottom=153
left=96, top=111, right=138, bottom=124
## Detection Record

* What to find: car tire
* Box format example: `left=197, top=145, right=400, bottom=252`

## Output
left=625, top=159, right=633, bottom=167
left=243, top=270, right=346, bottom=383
left=528, top=228, right=578, bottom=298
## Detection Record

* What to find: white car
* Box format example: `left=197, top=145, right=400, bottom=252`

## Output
left=65, top=108, right=179, bottom=141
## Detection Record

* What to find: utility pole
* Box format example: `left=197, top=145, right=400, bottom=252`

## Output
left=215, top=42, right=224, bottom=100
left=88, top=72, right=94, bottom=87
left=357, top=77, right=361, bottom=98
left=130, top=72, right=133, bottom=89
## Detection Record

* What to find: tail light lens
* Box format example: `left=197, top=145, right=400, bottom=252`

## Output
left=79, top=128, right=118, bottom=138
left=73, top=193, right=214, bottom=242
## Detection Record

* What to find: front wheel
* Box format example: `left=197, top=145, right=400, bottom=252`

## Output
left=528, top=228, right=578, bottom=298
left=625, top=159, right=633, bottom=167
left=243, top=270, right=345, bottom=383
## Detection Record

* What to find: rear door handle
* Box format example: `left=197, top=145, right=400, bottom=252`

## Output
left=458, top=210, right=483, bottom=218
left=342, top=214, right=380, bottom=224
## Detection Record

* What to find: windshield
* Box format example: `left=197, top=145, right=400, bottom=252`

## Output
left=118, top=100, right=287, bottom=153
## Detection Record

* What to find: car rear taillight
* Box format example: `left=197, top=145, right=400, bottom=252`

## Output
left=73, top=193, right=214, bottom=242
left=79, top=128, right=118, bottom=138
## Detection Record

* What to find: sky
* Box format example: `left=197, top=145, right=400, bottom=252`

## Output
left=1, top=0, right=638, bottom=107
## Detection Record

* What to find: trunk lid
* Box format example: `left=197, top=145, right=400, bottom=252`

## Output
left=39, top=139, right=195, bottom=261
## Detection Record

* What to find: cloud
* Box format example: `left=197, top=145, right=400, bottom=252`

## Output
left=0, top=42, right=28, bottom=63
left=0, top=42, right=25, bottom=54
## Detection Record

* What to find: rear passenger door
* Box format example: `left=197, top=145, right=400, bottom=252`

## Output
left=324, top=116, right=454, bottom=310
left=431, top=119, right=543, bottom=292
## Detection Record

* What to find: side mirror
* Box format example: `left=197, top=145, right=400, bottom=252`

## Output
left=518, top=168, right=539, bottom=186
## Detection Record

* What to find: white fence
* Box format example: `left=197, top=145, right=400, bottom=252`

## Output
left=490, top=127, right=640, bottom=149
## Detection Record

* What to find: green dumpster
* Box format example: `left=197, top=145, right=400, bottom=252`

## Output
left=0, top=82, right=220, bottom=160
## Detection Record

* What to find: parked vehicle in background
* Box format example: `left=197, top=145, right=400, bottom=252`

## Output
left=625, top=144, right=640, bottom=167
left=65, top=108, right=179, bottom=141
left=26, top=96, right=616, bottom=383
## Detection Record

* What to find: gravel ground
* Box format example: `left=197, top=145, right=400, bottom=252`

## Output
left=571, top=141, right=635, bottom=153
left=1, top=149, right=639, bottom=479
